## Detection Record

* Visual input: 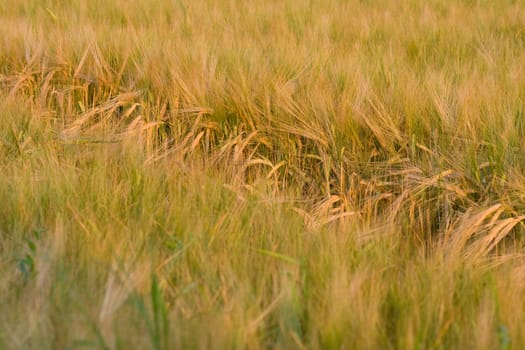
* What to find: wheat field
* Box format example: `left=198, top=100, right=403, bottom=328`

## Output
left=1, top=0, right=525, bottom=349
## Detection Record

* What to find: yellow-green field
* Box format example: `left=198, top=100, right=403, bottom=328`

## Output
left=2, top=0, right=525, bottom=348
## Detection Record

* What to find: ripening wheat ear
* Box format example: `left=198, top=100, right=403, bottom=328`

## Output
left=438, top=204, right=525, bottom=265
